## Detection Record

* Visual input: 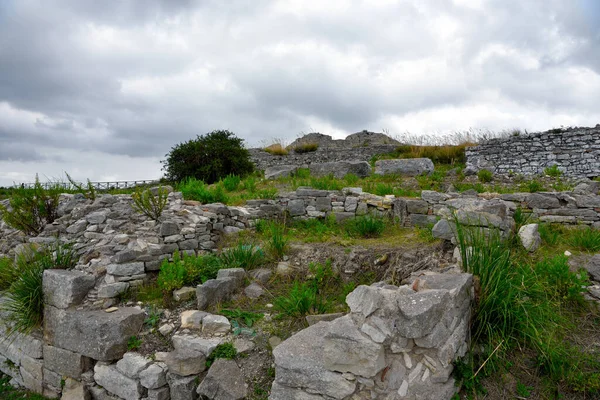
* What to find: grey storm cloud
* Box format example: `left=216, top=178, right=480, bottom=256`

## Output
left=0, top=0, right=599, bottom=186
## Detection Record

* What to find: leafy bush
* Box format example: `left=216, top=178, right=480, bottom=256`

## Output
left=178, top=178, right=228, bottom=204
left=346, top=215, right=386, bottom=238
left=567, top=227, right=600, bottom=252
left=544, top=164, right=562, bottom=177
left=206, top=343, right=237, bottom=367
left=162, top=130, right=254, bottom=183
left=477, top=169, right=493, bottom=183
left=183, top=253, right=223, bottom=285
left=222, top=174, right=241, bottom=192
left=131, top=186, right=169, bottom=221
left=220, top=243, right=265, bottom=270
left=293, top=143, right=319, bottom=154
left=0, top=175, right=62, bottom=235
left=65, top=172, right=96, bottom=201
left=273, top=282, right=329, bottom=318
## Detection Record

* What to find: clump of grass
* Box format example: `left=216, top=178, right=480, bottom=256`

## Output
left=346, top=215, right=386, bottom=238
left=222, top=174, right=241, bottom=192
left=241, top=176, right=257, bottom=193
left=293, top=143, right=319, bottom=154
left=206, top=342, right=237, bottom=367
left=220, top=243, right=265, bottom=270
left=264, top=221, right=288, bottom=260
left=544, top=164, right=562, bottom=177
left=178, top=178, right=228, bottom=204
left=343, top=173, right=359, bottom=186
left=264, top=144, right=288, bottom=156
left=0, top=257, right=19, bottom=291
left=567, top=227, right=600, bottom=252
left=477, top=169, right=493, bottom=183
left=294, top=168, right=310, bottom=179
left=538, top=223, right=564, bottom=246
left=273, top=281, right=329, bottom=318
left=534, top=255, right=588, bottom=302
left=127, top=336, right=142, bottom=351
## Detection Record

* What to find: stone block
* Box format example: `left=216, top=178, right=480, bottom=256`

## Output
left=167, top=373, right=199, bottom=400
left=375, top=158, right=434, bottom=177
left=197, top=359, right=247, bottom=400
left=43, top=270, right=95, bottom=309
left=164, top=350, right=206, bottom=376
left=173, top=287, right=197, bottom=302
left=216, top=268, right=246, bottom=287
left=172, top=335, right=222, bottom=357
left=196, top=278, right=236, bottom=310
left=43, top=344, right=92, bottom=379
left=106, top=262, right=145, bottom=276
left=93, top=364, right=145, bottom=400
left=202, top=314, right=231, bottom=335
left=180, top=310, right=207, bottom=330
left=139, top=363, right=167, bottom=389
left=116, top=352, right=152, bottom=379
left=44, top=307, right=144, bottom=361
left=97, top=282, right=129, bottom=298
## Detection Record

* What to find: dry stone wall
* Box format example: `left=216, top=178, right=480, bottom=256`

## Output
left=465, top=126, right=600, bottom=178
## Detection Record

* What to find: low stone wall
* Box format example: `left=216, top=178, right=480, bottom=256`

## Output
left=249, top=145, right=397, bottom=171
left=465, top=126, right=600, bottom=178
left=271, top=272, right=473, bottom=400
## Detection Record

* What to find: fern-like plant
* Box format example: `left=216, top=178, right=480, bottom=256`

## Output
left=65, top=172, right=96, bottom=200
left=132, top=186, right=169, bottom=221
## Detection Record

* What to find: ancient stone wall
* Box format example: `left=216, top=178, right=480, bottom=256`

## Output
left=465, top=126, right=600, bottom=178
left=250, top=145, right=398, bottom=171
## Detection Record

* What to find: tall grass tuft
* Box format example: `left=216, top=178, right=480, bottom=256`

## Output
left=178, top=178, right=228, bottom=204
left=220, top=243, right=265, bottom=270
left=346, top=215, right=386, bottom=238
left=222, top=174, right=241, bottom=192
left=265, top=221, right=289, bottom=259
left=0, top=257, right=18, bottom=291
left=273, top=282, right=329, bottom=318
left=567, top=227, right=600, bottom=252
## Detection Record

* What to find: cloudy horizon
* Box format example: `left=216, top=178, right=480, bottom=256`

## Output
left=1, top=0, right=599, bottom=186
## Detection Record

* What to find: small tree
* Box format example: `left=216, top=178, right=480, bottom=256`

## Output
left=161, top=130, right=254, bottom=183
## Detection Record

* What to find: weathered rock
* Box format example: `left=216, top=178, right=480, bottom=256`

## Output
left=323, top=315, right=385, bottom=377
left=273, top=322, right=356, bottom=399
left=160, top=221, right=180, bottom=236
left=139, top=364, right=167, bottom=389
left=202, top=314, right=231, bottom=335
left=584, top=255, right=600, bottom=281
left=431, top=219, right=454, bottom=241
left=106, top=262, right=145, bottom=276
left=44, top=307, right=145, bottom=361
left=43, top=270, right=95, bottom=309
left=97, top=282, right=129, bottom=298
left=159, top=323, right=175, bottom=336
left=374, top=158, right=434, bottom=177
left=196, top=278, right=237, bottom=310
left=265, top=165, right=299, bottom=180
left=147, top=386, right=171, bottom=400
left=346, top=285, right=383, bottom=318
left=172, top=335, right=222, bottom=356
left=527, top=193, right=560, bottom=209
left=396, top=289, right=451, bottom=338
left=167, top=373, right=199, bottom=400
left=270, top=382, right=323, bottom=400
left=61, top=378, right=90, bottom=400
left=287, top=199, right=306, bottom=216
left=180, top=310, right=208, bottom=330
left=196, top=359, right=247, bottom=400
left=309, top=161, right=371, bottom=179
left=233, top=338, right=255, bottom=354
left=116, top=352, right=152, bottom=379
left=174, top=286, right=197, bottom=302
left=164, top=350, right=206, bottom=376
left=249, top=268, right=272, bottom=284
left=305, top=313, right=345, bottom=326
left=216, top=268, right=246, bottom=287
left=244, top=282, right=264, bottom=299
left=93, top=364, right=145, bottom=400
left=518, top=224, right=541, bottom=252
left=43, top=345, right=92, bottom=379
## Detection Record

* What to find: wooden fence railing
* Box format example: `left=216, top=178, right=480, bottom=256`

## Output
left=15, top=180, right=160, bottom=191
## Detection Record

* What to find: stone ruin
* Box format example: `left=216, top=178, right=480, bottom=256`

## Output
left=1, top=182, right=600, bottom=399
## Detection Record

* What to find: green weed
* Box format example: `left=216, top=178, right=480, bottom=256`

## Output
left=264, top=222, right=288, bottom=260
left=220, top=309, right=263, bottom=327
left=220, top=243, right=265, bottom=270
left=273, top=282, right=329, bottom=318
left=477, top=169, right=493, bottom=183
left=544, top=164, right=562, bottom=177
left=206, top=342, right=237, bottom=367
left=222, top=174, right=241, bottom=191
left=567, top=227, right=600, bottom=252
left=132, top=186, right=169, bottom=221
left=127, top=336, right=142, bottom=351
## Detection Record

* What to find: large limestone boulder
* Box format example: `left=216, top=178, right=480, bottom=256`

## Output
left=308, top=161, right=371, bottom=179
left=43, top=270, right=95, bottom=309
left=272, top=322, right=356, bottom=399
left=196, top=359, right=247, bottom=400
left=94, top=364, right=146, bottom=399
left=44, top=307, right=145, bottom=361
left=374, top=158, right=434, bottom=176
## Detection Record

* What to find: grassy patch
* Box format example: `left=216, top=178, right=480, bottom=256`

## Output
left=345, top=214, right=387, bottom=238
left=0, top=373, right=51, bottom=400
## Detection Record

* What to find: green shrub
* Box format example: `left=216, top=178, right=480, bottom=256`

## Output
left=131, top=186, right=169, bottom=221
left=293, top=143, right=319, bottom=153
left=0, top=257, right=18, bottom=291
left=183, top=253, right=223, bottom=285
left=220, top=243, right=265, bottom=270
left=0, top=175, right=62, bottom=235
left=222, top=174, right=241, bottom=192
left=346, top=215, right=386, bottom=238
left=477, top=169, right=493, bottom=183
left=65, top=172, right=96, bottom=201
left=544, top=164, right=562, bottom=177
left=241, top=177, right=257, bottom=193
left=206, top=343, right=237, bottom=367
left=178, top=178, right=228, bottom=204
left=273, top=282, right=329, bottom=318
left=157, top=252, right=186, bottom=304
left=162, top=130, right=254, bottom=183
left=567, top=227, right=600, bottom=252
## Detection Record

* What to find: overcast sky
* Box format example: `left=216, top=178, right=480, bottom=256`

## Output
left=1, top=0, right=599, bottom=186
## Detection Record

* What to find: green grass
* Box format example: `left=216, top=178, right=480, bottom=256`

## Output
left=263, top=221, right=289, bottom=260
left=454, top=220, right=599, bottom=396
left=0, top=374, right=51, bottom=399
left=345, top=214, right=386, bottom=238
left=220, top=243, right=265, bottom=270
left=0, top=257, right=18, bottom=291
left=567, top=227, right=600, bottom=252
left=206, top=342, right=237, bottom=367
